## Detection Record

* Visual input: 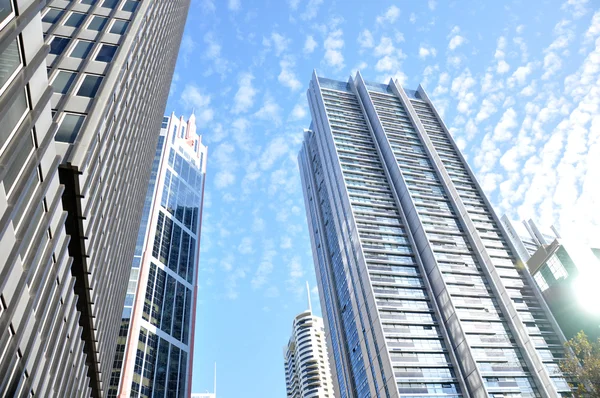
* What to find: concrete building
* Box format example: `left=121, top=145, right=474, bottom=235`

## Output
left=284, top=284, right=335, bottom=398
left=108, top=113, right=207, bottom=397
left=502, top=216, right=600, bottom=340
left=298, top=71, right=573, bottom=398
left=0, top=0, right=189, bottom=396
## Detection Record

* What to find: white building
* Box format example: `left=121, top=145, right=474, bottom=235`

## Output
left=284, top=284, right=335, bottom=398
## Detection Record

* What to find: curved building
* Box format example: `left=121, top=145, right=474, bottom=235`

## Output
left=284, top=286, right=335, bottom=398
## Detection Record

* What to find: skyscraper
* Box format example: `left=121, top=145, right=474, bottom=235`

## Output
left=502, top=216, right=600, bottom=340
left=108, top=113, right=206, bottom=397
left=298, top=71, right=572, bottom=398
left=284, top=284, right=335, bottom=398
left=0, top=0, right=190, bottom=396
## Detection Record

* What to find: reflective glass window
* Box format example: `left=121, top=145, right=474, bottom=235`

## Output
left=87, top=15, right=108, bottom=31
left=122, top=0, right=139, bottom=12
left=0, top=89, right=28, bottom=154
left=0, top=39, right=21, bottom=94
left=55, top=113, right=85, bottom=143
left=51, top=70, right=77, bottom=94
left=95, top=44, right=118, bottom=62
left=49, top=36, right=71, bottom=55
left=77, top=74, right=103, bottom=97
left=70, top=40, right=94, bottom=58
left=101, top=0, right=118, bottom=8
left=110, top=19, right=129, bottom=34
left=42, top=8, right=63, bottom=23
left=64, top=12, right=86, bottom=27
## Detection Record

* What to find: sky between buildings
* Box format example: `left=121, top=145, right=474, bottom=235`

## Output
left=163, top=0, right=600, bottom=396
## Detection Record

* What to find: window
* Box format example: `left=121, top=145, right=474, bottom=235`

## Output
left=42, top=8, right=63, bottom=24
left=56, top=113, right=85, bottom=143
left=80, top=0, right=96, bottom=4
left=110, top=19, right=129, bottom=34
left=87, top=15, right=108, bottom=31
left=0, top=89, right=28, bottom=155
left=122, top=0, right=139, bottom=12
left=64, top=12, right=86, bottom=27
left=70, top=40, right=94, bottom=59
left=0, top=39, right=21, bottom=95
left=101, top=0, right=119, bottom=8
left=77, top=74, right=103, bottom=97
left=95, top=44, right=118, bottom=62
left=51, top=70, right=77, bottom=94
left=3, top=130, right=35, bottom=195
left=49, top=37, right=70, bottom=55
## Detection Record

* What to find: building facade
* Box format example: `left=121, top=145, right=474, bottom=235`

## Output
left=0, top=0, right=190, bottom=396
left=298, top=71, right=572, bottom=398
left=284, top=286, right=335, bottom=398
left=108, top=113, right=206, bottom=398
left=502, top=217, right=600, bottom=340
left=0, top=0, right=88, bottom=395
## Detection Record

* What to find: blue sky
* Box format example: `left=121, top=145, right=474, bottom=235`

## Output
left=164, top=0, right=600, bottom=396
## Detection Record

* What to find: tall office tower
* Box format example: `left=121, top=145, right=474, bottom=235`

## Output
left=284, top=285, right=335, bottom=398
left=108, top=113, right=206, bottom=398
left=502, top=217, right=600, bottom=340
left=0, top=0, right=90, bottom=396
left=298, top=71, right=573, bottom=398
left=0, top=0, right=190, bottom=396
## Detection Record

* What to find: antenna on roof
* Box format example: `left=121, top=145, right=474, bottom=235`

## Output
left=306, top=281, right=312, bottom=313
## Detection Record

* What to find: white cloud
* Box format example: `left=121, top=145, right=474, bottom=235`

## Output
left=542, top=52, right=562, bottom=80
left=448, top=34, right=465, bottom=50
left=419, top=45, right=437, bottom=59
left=232, top=72, right=257, bottom=114
left=304, top=35, right=318, bottom=54
left=497, top=60, right=510, bottom=74
left=584, top=11, right=600, bottom=42
left=376, top=5, right=400, bottom=24
left=324, top=29, right=345, bottom=68
left=203, top=32, right=230, bottom=77
left=270, top=32, right=291, bottom=56
left=475, top=99, right=497, bottom=122
left=374, top=36, right=395, bottom=57
left=358, top=29, right=374, bottom=49
left=278, top=57, right=302, bottom=91
left=215, top=170, right=235, bottom=189
left=291, top=104, right=307, bottom=120
left=228, top=0, right=241, bottom=11
left=561, top=0, right=589, bottom=18
left=251, top=240, right=277, bottom=289
left=409, top=13, right=416, bottom=23
left=280, top=236, right=292, bottom=249
left=238, top=237, right=254, bottom=254
left=301, top=0, right=324, bottom=20
left=493, top=108, right=518, bottom=141
left=508, top=63, right=534, bottom=86
left=260, top=136, right=289, bottom=170
left=428, top=0, right=437, bottom=10
left=288, top=0, right=300, bottom=9
left=180, top=85, right=214, bottom=125
left=254, top=95, right=283, bottom=125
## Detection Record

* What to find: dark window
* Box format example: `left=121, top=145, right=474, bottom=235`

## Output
left=3, top=130, right=35, bottom=195
left=70, top=41, right=94, bottom=58
left=77, top=75, right=103, bottom=97
left=101, top=0, right=119, bottom=8
left=51, top=70, right=77, bottom=94
left=122, top=0, right=139, bottom=12
left=87, top=15, right=108, bottom=31
left=80, top=0, right=96, bottom=4
left=42, top=8, right=63, bottom=23
left=95, top=44, right=118, bottom=62
left=55, top=113, right=85, bottom=143
left=64, top=12, right=86, bottom=27
left=49, top=37, right=71, bottom=55
left=110, top=19, right=129, bottom=34
left=0, top=0, right=14, bottom=24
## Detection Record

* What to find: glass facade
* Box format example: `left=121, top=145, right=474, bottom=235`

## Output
left=108, top=114, right=206, bottom=398
left=298, top=73, right=572, bottom=398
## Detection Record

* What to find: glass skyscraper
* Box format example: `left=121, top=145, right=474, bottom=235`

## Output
left=108, top=113, right=206, bottom=398
left=298, top=71, right=572, bottom=398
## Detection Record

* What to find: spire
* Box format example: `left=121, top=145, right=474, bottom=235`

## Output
left=306, top=281, right=312, bottom=313
left=214, top=362, right=217, bottom=396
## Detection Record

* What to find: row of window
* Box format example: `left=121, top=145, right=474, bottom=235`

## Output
left=44, top=9, right=130, bottom=34
left=49, top=37, right=117, bottom=62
